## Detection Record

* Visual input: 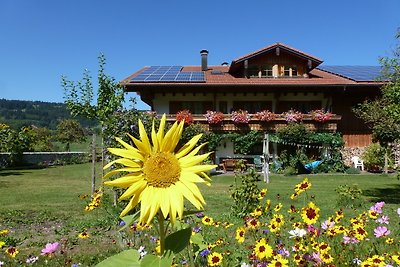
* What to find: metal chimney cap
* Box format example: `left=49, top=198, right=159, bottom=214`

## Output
left=200, top=49, right=209, bottom=55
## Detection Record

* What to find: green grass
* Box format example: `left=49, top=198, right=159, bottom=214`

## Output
left=0, top=165, right=399, bottom=266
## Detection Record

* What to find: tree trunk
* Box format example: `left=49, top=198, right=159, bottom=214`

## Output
left=91, top=133, right=96, bottom=195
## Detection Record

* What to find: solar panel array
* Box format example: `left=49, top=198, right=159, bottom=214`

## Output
left=318, top=65, right=382, bottom=81
left=131, top=66, right=205, bottom=82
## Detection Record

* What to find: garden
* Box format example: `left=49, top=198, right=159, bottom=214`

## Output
left=1, top=115, right=400, bottom=267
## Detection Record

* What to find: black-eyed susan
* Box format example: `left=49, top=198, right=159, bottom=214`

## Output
left=235, top=226, right=246, bottom=243
left=268, top=254, right=289, bottom=267
left=5, top=247, right=19, bottom=258
left=258, top=188, right=268, bottom=200
left=202, top=216, right=214, bottom=226
left=78, top=232, right=90, bottom=239
left=103, top=114, right=217, bottom=225
left=301, top=202, right=320, bottom=225
left=253, top=238, right=273, bottom=260
left=0, top=241, right=5, bottom=248
left=207, top=252, right=223, bottom=266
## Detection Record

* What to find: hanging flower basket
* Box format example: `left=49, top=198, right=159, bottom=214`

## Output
left=204, top=111, right=225, bottom=124
left=254, top=110, right=276, bottom=122
left=176, top=110, right=193, bottom=124
left=231, top=110, right=250, bottom=124
left=283, top=109, right=303, bottom=123
left=309, top=109, right=333, bottom=123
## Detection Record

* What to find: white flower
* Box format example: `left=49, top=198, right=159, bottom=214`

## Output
left=241, top=263, right=251, bottom=267
left=288, top=228, right=307, bottom=238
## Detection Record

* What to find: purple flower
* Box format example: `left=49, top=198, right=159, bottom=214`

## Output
left=199, top=249, right=210, bottom=257
left=119, top=220, right=126, bottom=226
left=374, top=226, right=390, bottom=238
left=376, top=215, right=390, bottom=224
left=193, top=226, right=202, bottom=233
left=321, top=219, right=335, bottom=230
left=343, top=235, right=360, bottom=244
left=195, top=212, right=205, bottom=218
left=41, top=242, right=59, bottom=255
left=370, top=201, right=385, bottom=213
left=277, top=248, right=290, bottom=257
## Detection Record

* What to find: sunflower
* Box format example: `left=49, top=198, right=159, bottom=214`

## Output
left=103, top=114, right=217, bottom=225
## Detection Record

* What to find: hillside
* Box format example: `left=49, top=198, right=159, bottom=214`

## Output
left=0, top=99, right=98, bottom=130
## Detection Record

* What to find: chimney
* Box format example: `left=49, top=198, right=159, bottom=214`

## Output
left=200, top=49, right=208, bottom=71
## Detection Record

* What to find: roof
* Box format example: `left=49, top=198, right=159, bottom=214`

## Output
left=122, top=42, right=384, bottom=88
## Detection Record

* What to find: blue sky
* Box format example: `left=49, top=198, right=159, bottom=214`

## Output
left=1, top=0, right=399, bottom=110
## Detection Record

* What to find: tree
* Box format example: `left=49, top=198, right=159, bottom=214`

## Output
left=27, top=126, right=53, bottom=152
left=56, top=119, right=86, bottom=151
left=354, top=29, right=400, bottom=173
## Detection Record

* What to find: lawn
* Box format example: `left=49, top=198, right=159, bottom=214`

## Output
left=0, top=164, right=399, bottom=266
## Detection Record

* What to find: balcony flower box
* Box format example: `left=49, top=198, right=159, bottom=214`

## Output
left=309, top=109, right=334, bottom=123
left=204, top=111, right=225, bottom=125
left=176, top=110, right=193, bottom=124
left=282, top=109, right=303, bottom=123
left=254, top=110, right=276, bottom=122
left=231, top=110, right=251, bottom=124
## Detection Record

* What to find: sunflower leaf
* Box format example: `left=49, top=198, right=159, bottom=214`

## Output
left=164, top=227, right=192, bottom=254
left=140, top=254, right=172, bottom=267
left=95, top=249, right=140, bottom=267
left=119, top=211, right=140, bottom=232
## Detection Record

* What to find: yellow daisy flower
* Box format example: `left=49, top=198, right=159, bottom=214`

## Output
left=235, top=226, right=246, bottom=243
left=6, top=246, right=19, bottom=258
left=268, top=254, right=289, bottom=267
left=207, top=252, right=223, bottom=266
left=0, top=241, right=5, bottom=248
left=103, top=114, right=217, bottom=224
left=0, top=229, right=9, bottom=236
left=78, top=232, right=90, bottom=239
left=202, top=216, right=214, bottom=226
left=253, top=238, right=273, bottom=260
left=258, top=188, right=268, bottom=200
left=301, top=202, right=320, bottom=225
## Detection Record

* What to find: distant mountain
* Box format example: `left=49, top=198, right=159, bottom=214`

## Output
left=0, top=99, right=98, bottom=130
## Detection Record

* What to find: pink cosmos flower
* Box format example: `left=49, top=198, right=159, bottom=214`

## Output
left=343, top=235, right=360, bottom=244
left=321, top=219, right=335, bottom=230
left=376, top=215, right=390, bottom=224
left=370, top=201, right=385, bottom=213
left=374, top=226, right=390, bottom=238
left=41, top=242, right=59, bottom=255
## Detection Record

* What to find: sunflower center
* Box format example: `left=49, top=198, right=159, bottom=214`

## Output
left=143, top=152, right=181, bottom=188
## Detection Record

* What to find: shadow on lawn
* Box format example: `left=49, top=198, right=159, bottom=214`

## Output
left=363, top=183, right=400, bottom=204
left=0, top=170, right=30, bottom=176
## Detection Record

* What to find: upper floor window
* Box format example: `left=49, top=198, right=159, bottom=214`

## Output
left=283, top=66, right=298, bottom=77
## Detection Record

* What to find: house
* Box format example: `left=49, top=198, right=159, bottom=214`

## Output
left=122, top=43, right=383, bottom=164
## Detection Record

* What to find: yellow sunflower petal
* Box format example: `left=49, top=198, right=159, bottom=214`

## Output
left=127, top=133, right=150, bottom=157
left=103, top=174, right=143, bottom=188
left=186, top=142, right=208, bottom=157
left=103, top=168, right=142, bottom=180
left=175, top=181, right=204, bottom=210
left=175, top=134, right=202, bottom=159
left=169, top=121, right=185, bottom=152
left=115, top=137, right=137, bottom=151
left=119, top=179, right=147, bottom=201
left=161, top=121, right=179, bottom=152
left=103, top=158, right=141, bottom=170
left=159, top=188, right=170, bottom=218
left=107, top=148, right=144, bottom=161
left=180, top=179, right=206, bottom=204
left=120, top=192, right=142, bottom=217
left=138, top=119, right=151, bottom=154
left=184, top=164, right=218, bottom=174
left=157, top=114, right=166, bottom=146
left=179, top=152, right=212, bottom=167
left=180, top=171, right=208, bottom=184
left=151, top=121, right=159, bottom=152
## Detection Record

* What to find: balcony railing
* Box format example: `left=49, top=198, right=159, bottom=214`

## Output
left=164, top=113, right=342, bottom=132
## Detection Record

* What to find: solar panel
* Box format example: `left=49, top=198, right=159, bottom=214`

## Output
left=317, top=65, right=382, bottom=81
left=130, top=66, right=205, bottom=83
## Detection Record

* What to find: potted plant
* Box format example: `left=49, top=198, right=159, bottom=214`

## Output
left=283, top=109, right=303, bottom=123
left=176, top=110, right=193, bottom=124
left=231, top=109, right=250, bottom=124
left=254, top=110, right=276, bottom=122
left=309, top=109, right=333, bottom=123
left=204, top=111, right=225, bottom=124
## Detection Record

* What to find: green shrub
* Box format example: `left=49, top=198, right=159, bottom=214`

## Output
left=335, top=184, right=363, bottom=208
left=362, top=143, right=394, bottom=171
left=345, top=167, right=361, bottom=174
left=283, top=166, right=297, bottom=176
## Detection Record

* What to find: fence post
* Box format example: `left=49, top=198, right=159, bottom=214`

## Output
left=91, top=133, right=96, bottom=195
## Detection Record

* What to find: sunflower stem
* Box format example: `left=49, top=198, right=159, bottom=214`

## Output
left=157, top=211, right=166, bottom=256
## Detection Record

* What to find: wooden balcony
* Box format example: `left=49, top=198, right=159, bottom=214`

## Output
left=165, top=114, right=342, bottom=132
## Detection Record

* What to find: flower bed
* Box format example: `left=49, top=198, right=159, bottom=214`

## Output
left=231, top=110, right=251, bottom=124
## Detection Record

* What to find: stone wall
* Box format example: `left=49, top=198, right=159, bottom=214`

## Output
left=341, top=147, right=366, bottom=167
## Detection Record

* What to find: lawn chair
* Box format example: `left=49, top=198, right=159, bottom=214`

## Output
left=352, top=156, right=364, bottom=171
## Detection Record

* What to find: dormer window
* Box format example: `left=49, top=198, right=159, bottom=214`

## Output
left=262, top=65, right=273, bottom=77
left=283, top=66, right=298, bottom=77
left=248, top=65, right=273, bottom=78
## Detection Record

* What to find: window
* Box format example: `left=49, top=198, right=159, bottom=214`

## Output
left=233, top=101, right=272, bottom=113
left=169, top=101, right=213, bottom=114
left=283, top=66, right=291, bottom=77
left=283, top=66, right=298, bottom=77
left=248, top=66, right=260, bottom=78
left=262, top=65, right=273, bottom=77
left=219, top=101, right=227, bottom=113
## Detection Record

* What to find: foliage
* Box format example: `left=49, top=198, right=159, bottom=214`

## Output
left=254, top=110, right=276, bottom=122
left=362, top=143, right=394, bottom=171
left=56, top=119, right=87, bottom=151
left=0, top=124, right=32, bottom=166
left=345, top=167, right=361, bottom=174
left=231, top=109, right=250, bottom=124
left=0, top=99, right=97, bottom=130
left=179, top=123, right=208, bottom=148
left=230, top=168, right=261, bottom=218
left=353, top=29, right=400, bottom=147
left=232, top=131, right=262, bottom=155
left=335, top=184, right=363, bottom=208
left=26, top=126, right=54, bottom=152
left=204, top=111, right=224, bottom=124
left=277, top=123, right=309, bottom=144
left=176, top=109, right=193, bottom=124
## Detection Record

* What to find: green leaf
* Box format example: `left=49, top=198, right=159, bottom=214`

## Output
left=95, top=249, right=140, bottom=267
left=140, top=254, right=173, bottom=267
left=165, top=227, right=192, bottom=254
